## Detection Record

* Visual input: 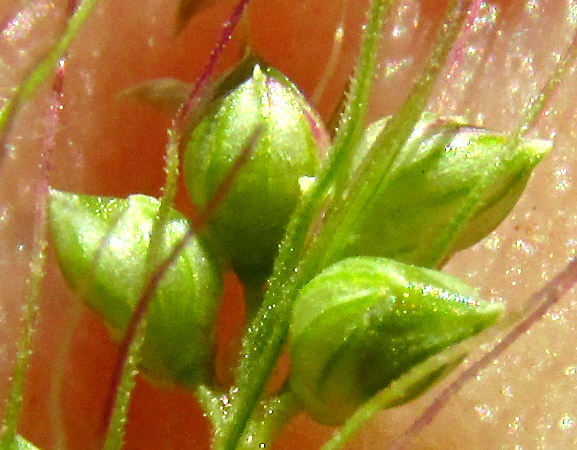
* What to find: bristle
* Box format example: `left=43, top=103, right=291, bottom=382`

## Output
left=391, top=259, right=577, bottom=450
left=101, top=2, right=254, bottom=443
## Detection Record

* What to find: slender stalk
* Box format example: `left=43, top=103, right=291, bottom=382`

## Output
left=48, top=300, right=81, bottom=450
left=215, top=1, right=392, bottom=449
left=100, top=2, right=253, bottom=447
left=101, top=131, right=256, bottom=449
left=0, top=56, right=65, bottom=449
left=320, top=257, right=577, bottom=450
left=306, top=0, right=471, bottom=274
left=515, top=28, right=577, bottom=139
left=49, top=190, right=131, bottom=450
left=102, top=111, right=185, bottom=450
left=0, top=0, right=99, bottom=162
left=311, top=0, right=348, bottom=106
left=385, top=24, right=577, bottom=450
left=422, top=21, right=577, bottom=268
left=101, top=106, right=181, bottom=450
left=388, top=258, right=577, bottom=450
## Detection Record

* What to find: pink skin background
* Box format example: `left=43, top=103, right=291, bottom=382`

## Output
left=1, top=0, right=577, bottom=448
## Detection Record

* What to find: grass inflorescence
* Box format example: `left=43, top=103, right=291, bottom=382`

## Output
left=1, top=1, right=577, bottom=449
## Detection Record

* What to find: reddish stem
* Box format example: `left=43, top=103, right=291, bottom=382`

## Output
left=0, top=0, right=77, bottom=161
left=100, top=130, right=256, bottom=446
left=0, top=53, right=64, bottom=449
left=175, top=0, right=251, bottom=126
left=100, top=1, right=254, bottom=442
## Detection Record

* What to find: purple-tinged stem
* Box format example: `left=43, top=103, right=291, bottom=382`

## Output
left=100, top=122, right=258, bottom=448
left=0, top=55, right=64, bottom=447
left=175, top=0, right=251, bottom=126
left=0, top=0, right=98, bottom=163
left=100, top=1, right=253, bottom=445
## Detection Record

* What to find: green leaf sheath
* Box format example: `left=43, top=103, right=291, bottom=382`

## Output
left=48, top=189, right=222, bottom=389
left=289, top=257, right=503, bottom=425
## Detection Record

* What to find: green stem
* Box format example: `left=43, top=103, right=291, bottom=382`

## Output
left=197, top=387, right=300, bottom=449
left=222, top=2, right=470, bottom=448
left=215, top=1, right=391, bottom=449
left=515, top=26, right=577, bottom=140
left=422, top=14, right=577, bottom=268
left=305, top=0, right=472, bottom=274
left=320, top=340, right=471, bottom=450
left=102, top=128, right=181, bottom=450
left=102, top=0, right=253, bottom=442
left=329, top=0, right=391, bottom=201
left=237, top=393, right=300, bottom=450
left=0, top=0, right=100, bottom=149
left=0, top=21, right=72, bottom=442
left=102, top=339, right=140, bottom=450
left=0, top=196, right=48, bottom=449
left=196, top=385, right=224, bottom=430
